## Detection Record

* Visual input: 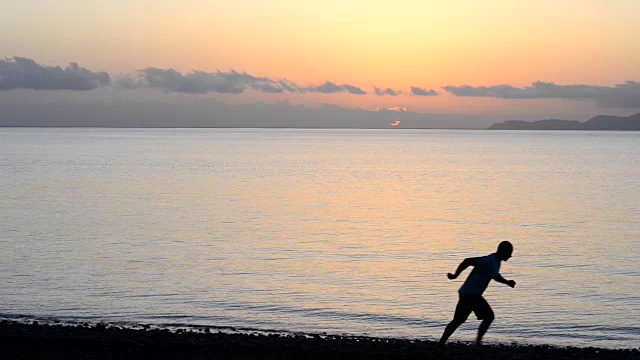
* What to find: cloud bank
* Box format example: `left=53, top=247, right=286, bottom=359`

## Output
left=303, top=81, right=366, bottom=95
left=374, top=87, right=401, bottom=96
left=137, top=68, right=284, bottom=94
left=443, top=81, right=640, bottom=108
left=0, top=57, right=110, bottom=91
left=411, top=86, right=439, bottom=96
left=0, top=57, right=367, bottom=95
left=3, top=57, right=640, bottom=109
left=121, top=68, right=367, bottom=95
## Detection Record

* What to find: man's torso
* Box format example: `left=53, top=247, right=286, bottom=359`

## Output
left=459, top=253, right=500, bottom=297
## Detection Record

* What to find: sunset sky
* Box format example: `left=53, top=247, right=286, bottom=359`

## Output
left=2, top=0, right=640, bottom=124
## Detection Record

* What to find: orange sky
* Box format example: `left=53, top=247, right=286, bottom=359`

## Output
left=2, top=1, right=639, bottom=114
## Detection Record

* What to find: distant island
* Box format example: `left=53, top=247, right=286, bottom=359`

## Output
left=487, top=112, right=640, bottom=130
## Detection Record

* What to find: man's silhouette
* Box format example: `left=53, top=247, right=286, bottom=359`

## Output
left=438, top=241, right=516, bottom=346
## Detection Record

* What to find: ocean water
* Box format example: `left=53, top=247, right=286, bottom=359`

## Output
left=1, top=128, right=638, bottom=349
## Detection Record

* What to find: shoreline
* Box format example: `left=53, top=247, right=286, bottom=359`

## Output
left=1, top=320, right=637, bottom=360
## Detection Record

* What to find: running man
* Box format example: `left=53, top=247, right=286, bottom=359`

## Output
left=438, top=241, right=516, bottom=346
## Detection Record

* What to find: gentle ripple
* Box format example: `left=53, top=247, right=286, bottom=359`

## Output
left=1, top=128, right=638, bottom=348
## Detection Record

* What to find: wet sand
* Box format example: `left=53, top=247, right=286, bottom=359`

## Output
left=1, top=320, right=638, bottom=359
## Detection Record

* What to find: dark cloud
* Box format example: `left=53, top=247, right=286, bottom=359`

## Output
left=598, top=81, right=640, bottom=108
left=119, top=69, right=367, bottom=95
left=374, top=87, right=400, bottom=96
left=302, top=81, right=366, bottom=95
left=443, top=81, right=640, bottom=108
left=411, top=86, right=439, bottom=96
left=5, top=57, right=638, bottom=108
left=0, top=57, right=110, bottom=91
left=137, top=68, right=286, bottom=94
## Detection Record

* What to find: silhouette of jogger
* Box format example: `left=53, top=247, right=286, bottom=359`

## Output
left=439, top=241, right=516, bottom=346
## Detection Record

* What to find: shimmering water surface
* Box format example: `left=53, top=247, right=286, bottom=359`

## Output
left=1, top=128, right=638, bottom=348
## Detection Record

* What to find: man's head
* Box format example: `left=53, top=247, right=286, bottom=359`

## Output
left=497, top=241, right=513, bottom=261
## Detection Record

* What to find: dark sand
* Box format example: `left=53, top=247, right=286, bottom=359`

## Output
left=1, top=321, right=638, bottom=359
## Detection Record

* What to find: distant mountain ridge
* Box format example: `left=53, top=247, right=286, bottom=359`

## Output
left=487, top=113, right=640, bottom=130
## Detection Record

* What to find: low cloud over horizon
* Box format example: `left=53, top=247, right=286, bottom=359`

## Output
left=2, top=57, right=640, bottom=109
left=443, top=81, right=640, bottom=108
left=0, top=57, right=110, bottom=91
left=122, top=68, right=369, bottom=95
left=374, top=87, right=401, bottom=96
left=411, top=87, right=439, bottom=96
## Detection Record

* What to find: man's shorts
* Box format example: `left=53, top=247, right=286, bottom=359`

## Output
left=453, top=295, right=494, bottom=322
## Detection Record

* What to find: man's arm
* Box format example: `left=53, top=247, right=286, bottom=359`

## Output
left=447, top=257, right=477, bottom=280
left=493, top=273, right=516, bottom=288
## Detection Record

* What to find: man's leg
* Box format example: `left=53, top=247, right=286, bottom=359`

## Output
left=476, top=314, right=494, bottom=345
left=439, top=297, right=471, bottom=345
left=474, top=297, right=495, bottom=346
left=439, top=318, right=464, bottom=345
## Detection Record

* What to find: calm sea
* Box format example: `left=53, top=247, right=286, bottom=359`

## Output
left=1, top=128, right=638, bottom=348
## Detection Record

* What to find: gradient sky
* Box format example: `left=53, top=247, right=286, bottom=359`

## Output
left=2, top=0, right=640, bottom=118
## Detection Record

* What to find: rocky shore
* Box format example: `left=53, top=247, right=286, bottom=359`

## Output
left=1, top=320, right=638, bottom=359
